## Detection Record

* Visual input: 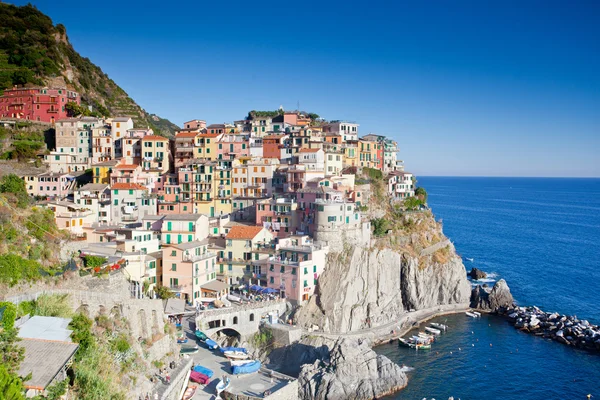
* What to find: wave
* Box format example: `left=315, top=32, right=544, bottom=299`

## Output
left=400, top=366, right=415, bottom=372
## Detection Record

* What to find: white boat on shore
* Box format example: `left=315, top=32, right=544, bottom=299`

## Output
left=425, top=326, right=441, bottom=335
left=430, top=322, right=448, bottom=331
left=229, top=359, right=254, bottom=367
left=466, top=311, right=481, bottom=318
left=224, top=350, right=249, bottom=360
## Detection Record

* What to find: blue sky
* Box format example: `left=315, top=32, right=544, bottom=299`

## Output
left=11, top=0, right=600, bottom=177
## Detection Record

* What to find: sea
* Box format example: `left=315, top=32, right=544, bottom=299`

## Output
left=376, top=177, right=600, bottom=400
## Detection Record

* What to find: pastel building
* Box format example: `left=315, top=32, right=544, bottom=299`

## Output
left=298, top=148, right=324, bottom=171
left=324, top=150, right=343, bottom=176
left=111, top=117, right=134, bottom=157
left=110, top=182, right=157, bottom=224
left=141, top=135, right=170, bottom=174
left=386, top=171, right=415, bottom=200
left=265, top=235, right=329, bottom=304
left=92, top=159, right=120, bottom=184
left=255, top=197, right=300, bottom=238
left=25, top=172, right=75, bottom=199
left=231, top=158, right=278, bottom=219
left=221, top=226, right=274, bottom=286
left=73, top=183, right=111, bottom=225
left=91, top=124, right=113, bottom=164
left=161, top=240, right=223, bottom=304
left=161, top=214, right=209, bottom=245
left=45, top=200, right=95, bottom=237
left=322, top=121, right=359, bottom=142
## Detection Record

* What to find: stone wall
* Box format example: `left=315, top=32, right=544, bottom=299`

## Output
left=313, top=221, right=370, bottom=253
left=269, top=324, right=303, bottom=346
left=420, top=239, right=451, bottom=256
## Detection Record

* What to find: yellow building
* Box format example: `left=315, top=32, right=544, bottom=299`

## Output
left=343, top=142, right=358, bottom=168
left=359, top=139, right=381, bottom=169
left=220, top=225, right=274, bottom=286
left=141, top=135, right=170, bottom=174
left=179, top=160, right=232, bottom=217
left=195, top=132, right=222, bottom=161
left=92, top=159, right=120, bottom=184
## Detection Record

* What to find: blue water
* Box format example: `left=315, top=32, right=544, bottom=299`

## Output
left=376, top=177, right=600, bottom=399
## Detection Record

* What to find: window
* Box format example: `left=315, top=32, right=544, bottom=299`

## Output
left=171, top=250, right=176, bottom=256
left=249, top=313, right=254, bottom=322
left=327, top=216, right=336, bottom=222
left=233, top=316, right=238, bottom=324
left=172, top=263, right=177, bottom=271
left=189, top=222, right=194, bottom=232
left=280, top=266, right=285, bottom=273
left=304, top=280, right=308, bottom=288
left=167, top=222, right=172, bottom=231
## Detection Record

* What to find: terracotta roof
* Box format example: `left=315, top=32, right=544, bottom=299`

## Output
left=299, top=148, right=321, bottom=153
left=141, top=135, right=169, bottom=141
left=114, top=164, right=138, bottom=170
left=226, top=225, right=264, bottom=240
left=111, top=183, right=147, bottom=191
left=199, top=133, right=221, bottom=138
left=175, top=132, right=199, bottom=138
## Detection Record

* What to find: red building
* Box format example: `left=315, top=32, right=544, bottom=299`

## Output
left=0, top=86, right=80, bottom=123
left=263, top=134, right=288, bottom=159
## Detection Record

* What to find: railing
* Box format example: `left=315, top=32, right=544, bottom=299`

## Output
left=182, top=252, right=216, bottom=263
left=121, top=215, right=138, bottom=221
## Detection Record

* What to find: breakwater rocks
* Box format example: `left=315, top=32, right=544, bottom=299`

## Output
left=500, top=306, right=600, bottom=353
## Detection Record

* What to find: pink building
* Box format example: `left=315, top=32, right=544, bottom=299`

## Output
left=161, top=240, right=223, bottom=304
left=110, top=163, right=143, bottom=185
left=265, top=236, right=328, bottom=304
left=217, top=134, right=249, bottom=161
left=255, top=197, right=300, bottom=238
left=0, top=86, right=80, bottom=123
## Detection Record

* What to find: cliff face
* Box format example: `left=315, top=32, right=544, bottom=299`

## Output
left=296, top=215, right=471, bottom=333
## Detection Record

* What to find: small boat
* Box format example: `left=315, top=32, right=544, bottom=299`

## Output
left=224, top=350, right=249, bottom=360
left=418, top=332, right=435, bottom=341
left=430, top=322, right=448, bottom=331
left=466, top=258, right=474, bottom=262
left=192, top=365, right=214, bottom=378
left=466, top=311, right=481, bottom=318
left=398, top=338, right=416, bottom=348
left=425, top=326, right=441, bottom=335
left=415, top=343, right=431, bottom=350
left=230, top=359, right=254, bottom=367
left=216, top=376, right=231, bottom=394
left=204, top=339, right=219, bottom=349
left=182, top=385, right=197, bottom=400
left=190, top=370, right=210, bottom=385
left=180, top=345, right=199, bottom=354
left=473, top=311, right=482, bottom=317
left=195, top=330, right=208, bottom=341
left=177, top=336, right=189, bottom=344
left=231, top=360, right=261, bottom=375
left=219, top=346, right=247, bottom=354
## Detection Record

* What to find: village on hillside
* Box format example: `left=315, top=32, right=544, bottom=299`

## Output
left=1, top=86, right=416, bottom=307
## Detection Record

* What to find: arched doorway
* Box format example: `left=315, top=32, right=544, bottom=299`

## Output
left=214, top=328, right=242, bottom=347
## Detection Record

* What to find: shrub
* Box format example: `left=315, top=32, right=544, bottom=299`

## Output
left=31, top=294, right=72, bottom=318
left=371, top=218, right=390, bottom=237
left=83, top=255, right=107, bottom=269
left=415, top=187, right=428, bottom=202
left=0, top=174, right=29, bottom=208
left=0, top=253, right=41, bottom=286
left=363, top=167, right=382, bottom=180
left=404, top=197, right=423, bottom=211
left=155, top=286, right=174, bottom=299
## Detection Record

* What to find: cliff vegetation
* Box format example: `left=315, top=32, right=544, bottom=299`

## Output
left=0, top=3, right=179, bottom=136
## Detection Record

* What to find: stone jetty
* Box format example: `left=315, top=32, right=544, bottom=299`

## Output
left=499, top=306, right=600, bottom=353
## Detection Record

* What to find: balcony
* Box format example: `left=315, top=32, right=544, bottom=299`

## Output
left=169, top=285, right=184, bottom=292
left=121, top=215, right=138, bottom=222
left=182, top=251, right=216, bottom=263
left=219, top=257, right=252, bottom=264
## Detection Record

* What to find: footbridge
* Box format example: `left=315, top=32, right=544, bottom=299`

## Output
left=195, top=299, right=288, bottom=338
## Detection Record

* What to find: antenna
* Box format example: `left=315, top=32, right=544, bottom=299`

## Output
left=297, top=100, right=300, bottom=111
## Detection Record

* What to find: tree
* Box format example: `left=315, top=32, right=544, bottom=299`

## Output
left=371, top=218, right=390, bottom=237
left=155, top=286, right=175, bottom=299
left=307, top=113, right=320, bottom=120
left=0, top=174, right=29, bottom=208
left=69, top=313, right=95, bottom=360
left=415, top=187, right=427, bottom=202
left=0, top=364, right=25, bottom=400
left=404, top=197, right=423, bottom=211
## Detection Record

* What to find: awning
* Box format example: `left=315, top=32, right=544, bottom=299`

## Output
left=250, top=284, right=262, bottom=291
left=201, top=280, right=228, bottom=293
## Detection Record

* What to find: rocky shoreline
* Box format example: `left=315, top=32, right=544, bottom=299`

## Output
left=469, top=270, right=600, bottom=354
left=499, top=306, right=600, bottom=353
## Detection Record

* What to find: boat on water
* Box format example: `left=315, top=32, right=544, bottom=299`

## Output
left=415, top=343, right=431, bottom=350
left=398, top=338, right=416, bottom=348
left=179, top=345, right=199, bottom=354
left=232, top=360, right=261, bottom=375
left=192, top=365, right=214, bottom=378
left=219, top=346, right=247, bottom=354
left=204, top=338, right=219, bottom=349
left=425, top=326, right=441, bottom=335
left=466, top=257, right=474, bottom=262
left=216, top=376, right=231, bottom=394
left=230, top=359, right=255, bottom=367
left=224, top=350, right=249, bottom=360
left=190, top=370, right=210, bottom=385
left=411, top=335, right=431, bottom=344
left=466, top=311, right=481, bottom=318
left=430, top=322, right=448, bottom=331
left=418, top=332, right=435, bottom=341
left=182, top=385, right=197, bottom=400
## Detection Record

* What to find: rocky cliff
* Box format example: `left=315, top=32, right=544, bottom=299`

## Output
left=295, top=212, right=471, bottom=333
left=267, top=336, right=407, bottom=399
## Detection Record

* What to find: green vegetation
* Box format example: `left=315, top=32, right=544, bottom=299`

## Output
left=0, top=254, right=42, bottom=286
left=363, top=167, right=383, bottom=180
left=0, top=3, right=179, bottom=136
left=65, top=102, right=103, bottom=118
left=0, top=174, right=29, bottom=208
left=18, top=294, right=72, bottom=318
left=0, top=302, right=25, bottom=400
left=251, top=326, right=273, bottom=349
left=404, top=196, right=424, bottom=211
left=371, top=218, right=390, bottom=237
left=155, top=286, right=175, bottom=299
left=415, top=186, right=428, bottom=202
left=83, top=255, right=107, bottom=269
left=246, top=110, right=283, bottom=119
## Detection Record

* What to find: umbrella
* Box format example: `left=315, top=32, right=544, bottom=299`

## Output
left=250, top=285, right=262, bottom=291
left=262, top=288, right=277, bottom=294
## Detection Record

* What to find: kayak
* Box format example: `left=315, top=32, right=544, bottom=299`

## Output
left=204, top=339, right=219, bottom=349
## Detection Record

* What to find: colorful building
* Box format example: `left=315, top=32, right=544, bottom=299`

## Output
left=221, top=225, right=274, bottom=286
left=141, top=135, right=170, bottom=174
left=0, top=86, right=79, bottom=123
